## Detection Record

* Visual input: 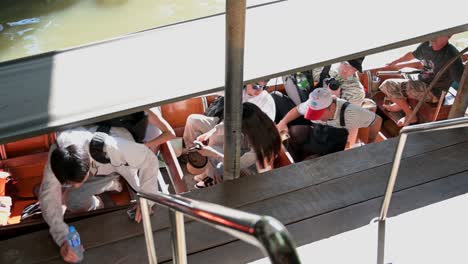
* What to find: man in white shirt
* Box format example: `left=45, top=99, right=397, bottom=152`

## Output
left=277, top=88, right=382, bottom=160
left=39, top=126, right=159, bottom=263
left=183, top=80, right=276, bottom=150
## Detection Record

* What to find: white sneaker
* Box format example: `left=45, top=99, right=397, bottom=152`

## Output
left=194, top=177, right=216, bottom=189
left=105, top=177, right=123, bottom=193
left=90, top=195, right=104, bottom=210
left=193, top=173, right=207, bottom=182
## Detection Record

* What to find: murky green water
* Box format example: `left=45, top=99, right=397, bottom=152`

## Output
left=0, top=0, right=225, bottom=63
left=1, top=0, right=467, bottom=65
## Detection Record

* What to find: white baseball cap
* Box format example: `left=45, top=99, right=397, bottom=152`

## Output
left=304, top=88, right=333, bottom=120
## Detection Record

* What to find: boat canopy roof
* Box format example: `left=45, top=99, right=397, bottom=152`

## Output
left=0, top=0, right=467, bottom=143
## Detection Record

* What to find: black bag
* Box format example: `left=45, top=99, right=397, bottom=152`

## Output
left=284, top=70, right=313, bottom=105
left=96, top=111, right=148, bottom=143
left=314, top=65, right=332, bottom=89
left=204, top=96, right=224, bottom=122
left=284, top=67, right=332, bottom=105
left=309, top=123, right=349, bottom=155
left=270, top=91, right=296, bottom=124
left=309, top=101, right=350, bottom=155
left=90, top=111, right=148, bottom=164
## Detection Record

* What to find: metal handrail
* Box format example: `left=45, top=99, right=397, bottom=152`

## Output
left=378, top=116, right=468, bottom=221
left=137, top=191, right=301, bottom=264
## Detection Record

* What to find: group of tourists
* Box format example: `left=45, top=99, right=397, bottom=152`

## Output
left=39, top=35, right=464, bottom=263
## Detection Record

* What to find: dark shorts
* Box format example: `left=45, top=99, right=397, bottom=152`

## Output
left=286, top=124, right=348, bottom=161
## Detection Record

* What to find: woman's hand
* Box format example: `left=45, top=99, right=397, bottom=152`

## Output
left=196, top=144, right=219, bottom=158
left=256, top=157, right=274, bottom=173
left=196, top=128, right=216, bottom=143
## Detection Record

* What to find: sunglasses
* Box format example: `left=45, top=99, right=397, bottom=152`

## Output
left=252, top=83, right=267, bottom=90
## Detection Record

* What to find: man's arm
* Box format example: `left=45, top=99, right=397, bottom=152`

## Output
left=277, top=107, right=302, bottom=132
left=144, top=108, right=176, bottom=149
left=449, top=57, right=465, bottom=84
left=386, top=52, right=416, bottom=68
left=39, top=148, right=69, bottom=247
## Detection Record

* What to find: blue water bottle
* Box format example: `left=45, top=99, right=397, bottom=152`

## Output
left=67, top=226, right=84, bottom=263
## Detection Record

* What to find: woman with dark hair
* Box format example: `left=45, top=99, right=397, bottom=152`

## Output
left=194, top=102, right=281, bottom=189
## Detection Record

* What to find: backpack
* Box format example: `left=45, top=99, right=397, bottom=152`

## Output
left=204, top=96, right=225, bottom=122
left=309, top=101, right=350, bottom=155
left=314, top=65, right=332, bottom=89
left=283, top=71, right=312, bottom=105
left=270, top=91, right=296, bottom=124
left=96, top=111, right=148, bottom=143
left=283, top=67, right=331, bottom=105
left=90, top=111, right=148, bottom=164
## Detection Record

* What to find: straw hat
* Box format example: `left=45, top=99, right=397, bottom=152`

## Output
left=186, top=151, right=208, bottom=175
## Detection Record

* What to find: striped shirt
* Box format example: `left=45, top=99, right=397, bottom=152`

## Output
left=313, top=64, right=365, bottom=105
left=297, top=98, right=376, bottom=129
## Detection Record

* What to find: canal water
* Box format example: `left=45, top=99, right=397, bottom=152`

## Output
left=0, top=0, right=225, bottom=63
left=0, top=0, right=467, bottom=67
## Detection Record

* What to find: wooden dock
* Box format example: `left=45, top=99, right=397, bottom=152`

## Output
left=1, top=127, right=468, bottom=263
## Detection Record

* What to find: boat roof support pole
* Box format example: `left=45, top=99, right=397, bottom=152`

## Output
left=448, top=63, right=468, bottom=118
left=224, top=0, right=246, bottom=180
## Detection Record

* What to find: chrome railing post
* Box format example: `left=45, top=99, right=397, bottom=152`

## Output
left=140, top=198, right=158, bottom=264
left=379, top=117, right=468, bottom=221
left=138, top=191, right=301, bottom=263
left=255, top=216, right=301, bottom=264
left=376, top=117, right=468, bottom=264
left=378, top=133, right=408, bottom=221
left=169, top=210, right=187, bottom=264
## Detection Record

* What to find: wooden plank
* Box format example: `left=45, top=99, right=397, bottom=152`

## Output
left=182, top=170, right=468, bottom=264
left=0, top=0, right=466, bottom=144
left=159, top=141, right=187, bottom=194
left=1, top=129, right=467, bottom=263
left=183, top=128, right=468, bottom=207
left=17, top=139, right=468, bottom=264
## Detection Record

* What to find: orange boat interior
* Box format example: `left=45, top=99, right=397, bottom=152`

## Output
left=0, top=92, right=295, bottom=235
left=1, top=54, right=466, bottom=236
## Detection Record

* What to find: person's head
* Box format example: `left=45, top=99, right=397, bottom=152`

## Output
left=304, top=88, right=336, bottom=122
left=339, top=57, right=365, bottom=77
left=430, top=36, right=451, bottom=51
left=241, top=102, right=281, bottom=168
left=50, top=145, right=91, bottom=188
left=244, top=80, right=269, bottom=97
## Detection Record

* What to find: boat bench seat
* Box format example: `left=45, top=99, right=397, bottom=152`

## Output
left=161, top=96, right=207, bottom=138
left=0, top=133, right=55, bottom=160
left=273, top=145, right=294, bottom=168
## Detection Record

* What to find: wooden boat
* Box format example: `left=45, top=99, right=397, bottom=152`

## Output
left=0, top=0, right=467, bottom=262
left=0, top=91, right=297, bottom=240
left=1, top=52, right=466, bottom=238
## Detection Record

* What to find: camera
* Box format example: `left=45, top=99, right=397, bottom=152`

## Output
left=188, top=140, right=204, bottom=152
left=324, top=77, right=341, bottom=91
